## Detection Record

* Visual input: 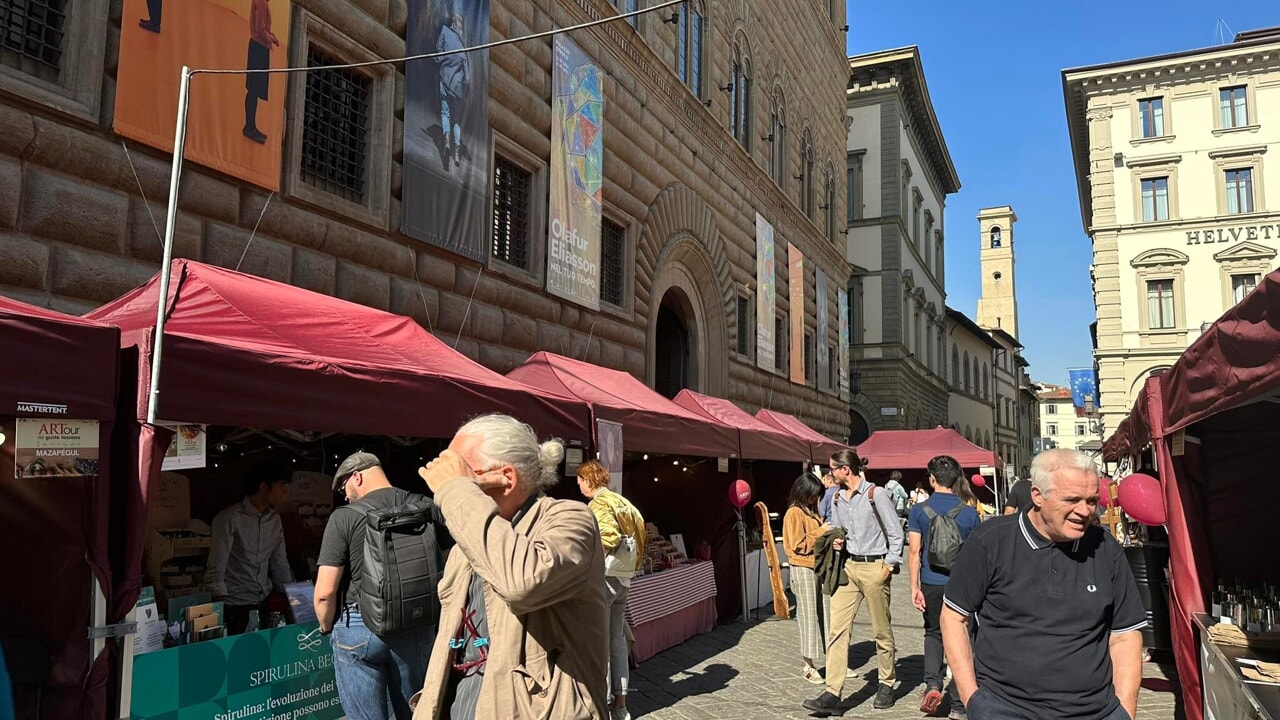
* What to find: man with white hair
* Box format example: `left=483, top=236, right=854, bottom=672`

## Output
left=412, top=414, right=609, bottom=720
left=940, top=449, right=1147, bottom=720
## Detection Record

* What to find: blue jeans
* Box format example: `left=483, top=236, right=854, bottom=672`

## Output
left=330, top=606, right=434, bottom=720
left=440, top=84, right=460, bottom=147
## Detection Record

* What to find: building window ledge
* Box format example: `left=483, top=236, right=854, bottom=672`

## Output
left=1212, top=124, right=1261, bottom=137
left=1129, top=135, right=1176, bottom=147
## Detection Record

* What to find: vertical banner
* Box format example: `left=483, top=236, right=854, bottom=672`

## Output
left=755, top=214, right=776, bottom=372
left=402, top=0, right=492, bottom=262
left=788, top=244, right=805, bottom=384
left=115, top=0, right=293, bottom=190
left=596, top=419, right=624, bottom=493
left=838, top=288, right=851, bottom=400
left=547, top=36, right=604, bottom=310
left=816, top=269, right=829, bottom=391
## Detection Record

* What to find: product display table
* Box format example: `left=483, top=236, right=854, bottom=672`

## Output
left=625, top=560, right=718, bottom=663
left=1194, top=613, right=1280, bottom=719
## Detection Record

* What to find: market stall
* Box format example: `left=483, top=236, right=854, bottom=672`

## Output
left=0, top=297, right=120, bottom=720
left=1104, top=268, right=1280, bottom=720
left=855, top=427, right=1003, bottom=504
left=86, top=260, right=592, bottom=720
left=508, top=353, right=738, bottom=659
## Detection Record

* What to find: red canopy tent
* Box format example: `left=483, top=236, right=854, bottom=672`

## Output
left=0, top=297, right=119, bottom=720
left=755, top=408, right=850, bottom=463
left=854, top=427, right=1001, bottom=470
left=507, top=352, right=738, bottom=458
left=672, top=390, right=810, bottom=463
left=1102, top=268, right=1280, bottom=720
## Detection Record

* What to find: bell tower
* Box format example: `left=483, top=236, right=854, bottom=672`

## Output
left=976, top=206, right=1019, bottom=338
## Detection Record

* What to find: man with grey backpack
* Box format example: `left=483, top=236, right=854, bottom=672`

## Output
left=907, top=456, right=981, bottom=719
left=315, top=452, right=452, bottom=720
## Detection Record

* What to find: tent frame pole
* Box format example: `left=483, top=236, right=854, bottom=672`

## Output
left=146, top=66, right=193, bottom=426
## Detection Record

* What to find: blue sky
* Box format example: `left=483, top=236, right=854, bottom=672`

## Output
left=847, top=1, right=1277, bottom=386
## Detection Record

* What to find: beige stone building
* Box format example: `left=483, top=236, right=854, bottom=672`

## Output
left=0, top=0, right=853, bottom=437
left=845, top=46, right=960, bottom=441
left=945, top=306, right=997, bottom=449
left=1063, top=27, right=1280, bottom=436
left=1036, top=384, right=1090, bottom=452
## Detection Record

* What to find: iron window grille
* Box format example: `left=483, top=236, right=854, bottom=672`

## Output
left=0, top=0, right=67, bottom=82
left=774, top=315, right=786, bottom=372
left=301, top=47, right=371, bottom=205
left=600, top=218, right=626, bottom=307
left=735, top=296, right=750, bottom=356
left=491, top=155, right=532, bottom=270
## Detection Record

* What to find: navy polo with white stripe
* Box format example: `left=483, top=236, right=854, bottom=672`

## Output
left=943, top=512, right=1147, bottom=720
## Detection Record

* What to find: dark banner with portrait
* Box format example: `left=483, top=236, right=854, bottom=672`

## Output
left=115, top=0, right=292, bottom=190
left=402, top=0, right=491, bottom=263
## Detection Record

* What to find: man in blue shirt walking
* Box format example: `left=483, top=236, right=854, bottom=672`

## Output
left=908, top=456, right=980, bottom=719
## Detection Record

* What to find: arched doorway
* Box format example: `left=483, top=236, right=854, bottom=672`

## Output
left=654, top=292, right=695, bottom=398
left=849, top=409, right=871, bottom=445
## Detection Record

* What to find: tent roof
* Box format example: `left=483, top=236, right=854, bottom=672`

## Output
left=754, top=409, right=849, bottom=463
left=85, top=260, right=590, bottom=440
left=0, top=295, right=118, bottom=420
left=855, top=427, right=1000, bottom=470
left=672, top=390, right=810, bottom=463
left=506, top=352, right=739, bottom=457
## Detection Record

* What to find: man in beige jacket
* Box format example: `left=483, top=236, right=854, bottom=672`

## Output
left=413, top=413, right=609, bottom=720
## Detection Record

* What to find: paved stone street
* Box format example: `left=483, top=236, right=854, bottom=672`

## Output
left=628, top=580, right=1182, bottom=720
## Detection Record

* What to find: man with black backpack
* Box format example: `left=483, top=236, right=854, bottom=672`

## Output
left=314, top=451, right=451, bottom=720
left=907, top=456, right=980, bottom=719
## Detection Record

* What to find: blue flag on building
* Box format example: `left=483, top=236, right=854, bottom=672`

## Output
left=1069, top=368, right=1098, bottom=410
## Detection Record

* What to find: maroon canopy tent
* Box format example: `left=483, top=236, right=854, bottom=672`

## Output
left=0, top=296, right=119, bottom=720
left=1103, top=268, right=1280, bottom=720
left=854, top=427, right=1001, bottom=470
left=754, top=408, right=850, bottom=463
left=507, top=352, right=738, bottom=457
left=672, top=390, right=810, bottom=463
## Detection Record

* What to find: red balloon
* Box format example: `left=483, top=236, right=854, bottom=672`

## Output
left=1117, top=473, right=1166, bottom=525
left=970, top=473, right=986, bottom=488
left=728, top=479, right=752, bottom=509
left=1098, top=476, right=1114, bottom=508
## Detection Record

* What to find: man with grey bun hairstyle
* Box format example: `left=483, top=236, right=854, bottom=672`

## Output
left=411, top=413, right=609, bottom=720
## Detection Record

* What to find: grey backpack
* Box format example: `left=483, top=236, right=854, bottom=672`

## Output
left=353, top=491, right=449, bottom=636
left=921, top=505, right=965, bottom=574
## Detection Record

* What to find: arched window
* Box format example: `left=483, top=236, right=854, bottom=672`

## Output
left=973, top=362, right=981, bottom=396
left=801, top=129, right=815, bottom=218
left=676, top=0, right=704, bottom=96
left=951, top=346, right=960, bottom=386
left=984, top=431, right=991, bottom=449
left=990, top=226, right=1002, bottom=248
left=963, top=351, right=971, bottom=392
left=730, top=44, right=752, bottom=150
left=965, top=426, right=972, bottom=443
left=982, top=362, right=989, bottom=398
left=770, top=92, right=787, bottom=187
left=824, top=163, right=836, bottom=241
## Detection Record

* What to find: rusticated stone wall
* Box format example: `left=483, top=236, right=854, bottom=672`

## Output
left=0, top=0, right=851, bottom=440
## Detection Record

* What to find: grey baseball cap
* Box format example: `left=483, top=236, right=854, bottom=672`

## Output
left=333, top=451, right=381, bottom=491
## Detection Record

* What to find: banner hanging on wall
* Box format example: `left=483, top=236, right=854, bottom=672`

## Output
left=755, top=214, right=776, bottom=372
left=596, top=419, right=623, bottom=493
left=402, top=0, right=492, bottom=262
left=547, top=35, right=603, bottom=310
left=816, top=269, right=829, bottom=391
left=838, top=288, right=850, bottom=400
left=115, top=0, right=293, bottom=190
left=788, top=244, right=804, bottom=384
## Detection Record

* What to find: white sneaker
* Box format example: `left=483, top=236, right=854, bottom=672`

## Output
left=610, top=706, right=631, bottom=720
left=846, top=668, right=861, bottom=678
left=803, top=665, right=825, bottom=684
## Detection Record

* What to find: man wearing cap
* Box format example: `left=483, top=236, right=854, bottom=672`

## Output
left=315, top=452, right=446, bottom=720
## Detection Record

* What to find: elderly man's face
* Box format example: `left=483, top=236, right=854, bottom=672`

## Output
left=1033, top=467, right=1099, bottom=542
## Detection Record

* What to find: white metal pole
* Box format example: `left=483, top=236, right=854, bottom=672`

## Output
left=146, top=66, right=193, bottom=426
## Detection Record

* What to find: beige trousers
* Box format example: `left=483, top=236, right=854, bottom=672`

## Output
left=823, top=558, right=896, bottom=695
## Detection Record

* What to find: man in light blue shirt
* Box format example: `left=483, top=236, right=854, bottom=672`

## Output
left=805, top=450, right=904, bottom=716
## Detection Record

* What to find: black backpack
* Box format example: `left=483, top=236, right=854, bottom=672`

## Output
left=352, top=492, right=449, bottom=636
left=921, top=504, right=966, bottom=574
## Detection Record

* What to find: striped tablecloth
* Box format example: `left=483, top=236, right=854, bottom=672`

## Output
left=624, top=561, right=718, bottom=627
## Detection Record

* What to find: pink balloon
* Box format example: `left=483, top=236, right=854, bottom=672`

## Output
left=1117, top=473, right=1166, bottom=525
left=728, top=479, right=752, bottom=509
left=1098, top=476, right=1114, bottom=508
left=970, top=474, right=986, bottom=488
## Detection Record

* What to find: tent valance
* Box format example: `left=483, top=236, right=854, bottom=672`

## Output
left=855, top=427, right=1001, bottom=470
left=0, top=296, right=119, bottom=420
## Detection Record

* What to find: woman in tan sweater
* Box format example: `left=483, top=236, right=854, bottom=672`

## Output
left=783, top=472, right=833, bottom=684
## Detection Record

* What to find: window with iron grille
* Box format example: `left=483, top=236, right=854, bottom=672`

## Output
left=301, top=47, right=370, bottom=204
left=774, top=314, right=786, bottom=372
left=600, top=218, right=627, bottom=307
left=1, top=0, right=67, bottom=83
left=804, top=331, right=813, bottom=384
left=735, top=295, right=750, bottom=356
left=492, top=155, right=532, bottom=269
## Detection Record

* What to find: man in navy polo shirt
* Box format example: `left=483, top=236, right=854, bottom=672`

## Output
left=908, top=455, right=980, bottom=718
left=940, top=449, right=1146, bottom=720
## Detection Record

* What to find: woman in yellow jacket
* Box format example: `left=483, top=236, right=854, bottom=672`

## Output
left=782, top=472, right=834, bottom=684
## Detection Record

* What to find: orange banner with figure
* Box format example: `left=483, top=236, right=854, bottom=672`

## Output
left=115, top=0, right=292, bottom=190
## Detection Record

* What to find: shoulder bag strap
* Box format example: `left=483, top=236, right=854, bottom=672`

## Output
left=866, top=485, right=892, bottom=546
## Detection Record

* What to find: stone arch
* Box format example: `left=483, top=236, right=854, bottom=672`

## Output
left=1129, top=364, right=1172, bottom=397
left=639, top=184, right=732, bottom=398
left=849, top=406, right=872, bottom=445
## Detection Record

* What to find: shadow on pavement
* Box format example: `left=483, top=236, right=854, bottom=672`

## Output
left=627, top=620, right=753, bottom=715
left=631, top=661, right=741, bottom=715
